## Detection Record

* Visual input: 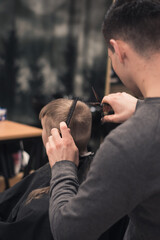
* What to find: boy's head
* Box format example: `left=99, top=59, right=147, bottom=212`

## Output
left=39, top=98, right=92, bottom=154
left=102, top=0, right=160, bottom=56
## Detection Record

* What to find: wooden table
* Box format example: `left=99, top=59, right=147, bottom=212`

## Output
left=0, top=120, right=42, bottom=141
left=0, top=120, right=42, bottom=188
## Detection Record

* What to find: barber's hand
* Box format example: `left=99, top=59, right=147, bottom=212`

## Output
left=102, top=92, right=138, bottom=123
left=46, top=122, right=79, bottom=168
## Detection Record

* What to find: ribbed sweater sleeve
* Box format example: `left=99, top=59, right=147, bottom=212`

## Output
left=49, top=111, right=153, bottom=240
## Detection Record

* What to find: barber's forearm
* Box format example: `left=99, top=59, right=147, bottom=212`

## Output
left=49, top=160, right=102, bottom=240
left=49, top=161, right=79, bottom=240
left=49, top=155, right=125, bottom=240
left=49, top=129, right=147, bottom=240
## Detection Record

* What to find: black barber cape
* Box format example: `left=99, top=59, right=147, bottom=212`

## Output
left=0, top=154, right=93, bottom=240
left=0, top=154, right=128, bottom=240
left=0, top=163, right=52, bottom=240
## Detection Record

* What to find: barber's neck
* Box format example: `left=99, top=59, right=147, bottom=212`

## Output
left=131, top=52, right=160, bottom=98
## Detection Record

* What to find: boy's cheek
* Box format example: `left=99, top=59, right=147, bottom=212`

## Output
left=42, top=129, right=47, bottom=146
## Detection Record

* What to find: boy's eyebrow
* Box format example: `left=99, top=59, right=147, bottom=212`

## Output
left=66, top=98, right=79, bottom=127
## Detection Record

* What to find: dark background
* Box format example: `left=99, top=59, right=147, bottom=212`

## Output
left=0, top=0, right=112, bottom=126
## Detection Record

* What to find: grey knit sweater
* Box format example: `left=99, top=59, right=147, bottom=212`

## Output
left=49, top=98, right=160, bottom=240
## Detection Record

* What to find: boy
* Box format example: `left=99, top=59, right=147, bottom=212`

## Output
left=0, top=98, right=94, bottom=240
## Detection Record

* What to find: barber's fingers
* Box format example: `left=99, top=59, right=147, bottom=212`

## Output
left=46, top=129, right=62, bottom=155
left=47, top=122, right=73, bottom=151
left=102, top=93, right=121, bottom=106
left=50, top=127, right=62, bottom=143
left=102, top=114, right=120, bottom=123
left=60, top=122, right=72, bottom=140
left=46, top=137, right=55, bottom=155
left=46, top=130, right=62, bottom=156
left=102, top=96, right=111, bottom=106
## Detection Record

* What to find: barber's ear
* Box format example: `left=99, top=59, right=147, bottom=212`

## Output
left=110, top=39, right=125, bottom=63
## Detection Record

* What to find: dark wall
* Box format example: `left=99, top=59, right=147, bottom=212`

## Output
left=0, top=0, right=112, bottom=126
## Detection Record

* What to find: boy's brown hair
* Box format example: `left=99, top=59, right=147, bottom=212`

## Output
left=26, top=99, right=92, bottom=205
left=39, top=98, right=92, bottom=154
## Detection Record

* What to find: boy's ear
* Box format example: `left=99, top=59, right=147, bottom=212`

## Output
left=110, top=39, right=125, bottom=63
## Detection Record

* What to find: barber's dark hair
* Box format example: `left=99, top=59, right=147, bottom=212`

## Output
left=102, top=0, right=160, bottom=56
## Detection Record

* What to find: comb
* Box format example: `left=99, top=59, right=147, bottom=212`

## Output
left=66, top=98, right=79, bottom=127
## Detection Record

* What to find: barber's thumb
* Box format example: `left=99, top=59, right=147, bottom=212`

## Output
left=101, top=114, right=117, bottom=123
